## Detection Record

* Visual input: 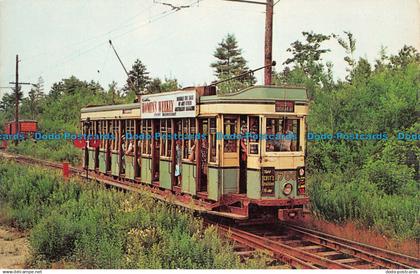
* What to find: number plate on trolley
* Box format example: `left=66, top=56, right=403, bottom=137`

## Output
left=261, top=167, right=275, bottom=196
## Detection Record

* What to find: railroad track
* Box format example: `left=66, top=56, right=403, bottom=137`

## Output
left=0, top=151, right=83, bottom=174
left=2, top=151, right=419, bottom=269
left=207, top=221, right=420, bottom=269
left=282, top=224, right=420, bottom=269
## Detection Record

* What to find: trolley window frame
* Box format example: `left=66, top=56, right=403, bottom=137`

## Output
left=263, top=115, right=302, bottom=154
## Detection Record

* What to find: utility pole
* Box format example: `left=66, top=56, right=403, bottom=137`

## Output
left=14, top=55, right=19, bottom=146
left=9, top=55, right=32, bottom=145
left=224, top=0, right=274, bottom=85
left=264, top=0, right=274, bottom=85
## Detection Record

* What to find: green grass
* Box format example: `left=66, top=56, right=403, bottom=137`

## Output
left=308, top=173, right=420, bottom=240
left=7, top=139, right=81, bottom=165
left=0, top=160, right=269, bottom=269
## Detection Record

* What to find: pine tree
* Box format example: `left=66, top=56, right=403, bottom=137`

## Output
left=124, top=59, right=151, bottom=94
left=211, top=34, right=255, bottom=86
left=0, top=92, right=16, bottom=120
left=26, top=82, right=45, bottom=119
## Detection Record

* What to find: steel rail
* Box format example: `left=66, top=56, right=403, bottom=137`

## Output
left=208, top=221, right=354, bottom=269
left=285, top=224, right=420, bottom=269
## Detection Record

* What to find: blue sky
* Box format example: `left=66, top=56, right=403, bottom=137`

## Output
left=0, top=0, right=418, bottom=98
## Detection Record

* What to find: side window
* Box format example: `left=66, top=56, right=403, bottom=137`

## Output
left=142, top=120, right=152, bottom=155
left=125, top=120, right=134, bottom=155
left=182, top=118, right=196, bottom=162
left=223, top=118, right=237, bottom=153
left=113, top=121, right=120, bottom=151
left=182, top=119, right=189, bottom=159
left=189, top=118, right=196, bottom=155
left=209, top=118, right=217, bottom=162
left=109, top=121, right=114, bottom=150
left=126, top=120, right=134, bottom=136
left=100, top=121, right=104, bottom=149
left=160, top=120, right=167, bottom=157
left=175, top=119, right=182, bottom=161
left=159, top=120, right=172, bottom=157
left=249, top=116, right=259, bottom=154
left=202, top=119, right=209, bottom=162
left=167, top=120, right=172, bottom=157
left=104, top=121, right=109, bottom=150
left=97, top=121, right=102, bottom=148
left=141, top=120, right=146, bottom=154
left=289, top=119, right=299, bottom=151
left=135, top=120, right=141, bottom=153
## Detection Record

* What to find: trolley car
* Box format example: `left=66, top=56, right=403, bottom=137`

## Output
left=80, top=85, right=309, bottom=221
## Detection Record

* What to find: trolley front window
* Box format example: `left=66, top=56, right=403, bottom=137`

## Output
left=265, top=118, right=299, bottom=152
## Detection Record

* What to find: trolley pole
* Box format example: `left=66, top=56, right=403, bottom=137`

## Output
left=109, top=40, right=139, bottom=95
left=224, top=0, right=274, bottom=85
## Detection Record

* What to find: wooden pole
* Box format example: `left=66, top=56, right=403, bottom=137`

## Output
left=264, top=0, right=274, bottom=85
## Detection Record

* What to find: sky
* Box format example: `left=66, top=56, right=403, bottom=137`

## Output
left=0, top=0, right=419, bottom=98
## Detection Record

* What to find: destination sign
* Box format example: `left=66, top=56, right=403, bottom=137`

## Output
left=275, top=100, right=294, bottom=112
left=141, top=90, right=197, bottom=119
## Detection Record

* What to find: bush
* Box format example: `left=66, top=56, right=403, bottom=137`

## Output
left=30, top=211, right=80, bottom=261
left=305, top=48, right=419, bottom=240
left=0, top=160, right=265, bottom=268
left=308, top=174, right=420, bottom=240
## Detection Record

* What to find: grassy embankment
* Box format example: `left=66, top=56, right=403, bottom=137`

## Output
left=0, top=160, right=269, bottom=269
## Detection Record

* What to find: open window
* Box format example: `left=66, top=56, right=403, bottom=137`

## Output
left=125, top=120, right=135, bottom=156
left=98, top=121, right=103, bottom=149
left=209, top=118, right=217, bottom=163
left=142, top=120, right=152, bottom=156
left=248, top=116, right=260, bottom=155
left=223, top=118, right=237, bottom=153
left=160, top=119, right=172, bottom=158
left=109, top=121, right=118, bottom=152
left=182, top=118, right=196, bottom=161
left=265, top=118, right=300, bottom=152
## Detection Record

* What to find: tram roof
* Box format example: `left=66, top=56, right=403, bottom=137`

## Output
left=200, top=85, right=307, bottom=104
left=81, top=85, right=307, bottom=115
left=81, top=103, right=142, bottom=113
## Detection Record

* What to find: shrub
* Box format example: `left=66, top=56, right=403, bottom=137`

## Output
left=30, top=211, right=80, bottom=261
left=1, top=160, right=265, bottom=268
left=308, top=174, right=420, bottom=239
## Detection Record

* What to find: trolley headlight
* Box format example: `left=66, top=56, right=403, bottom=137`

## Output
left=298, top=167, right=305, bottom=177
left=283, top=183, right=293, bottom=196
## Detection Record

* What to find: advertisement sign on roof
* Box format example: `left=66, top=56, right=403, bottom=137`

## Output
left=141, top=90, right=197, bottom=119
